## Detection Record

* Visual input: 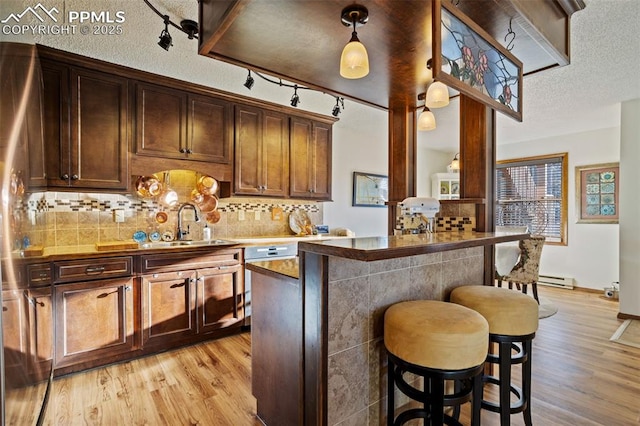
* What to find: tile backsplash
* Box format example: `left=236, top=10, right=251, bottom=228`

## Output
left=18, top=189, right=323, bottom=249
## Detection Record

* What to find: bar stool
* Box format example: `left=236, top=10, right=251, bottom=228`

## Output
left=384, top=300, right=489, bottom=426
left=450, top=286, right=539, bottom=426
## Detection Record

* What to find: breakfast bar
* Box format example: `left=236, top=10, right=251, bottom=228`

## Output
left=247, top=231, right=527, bottom=425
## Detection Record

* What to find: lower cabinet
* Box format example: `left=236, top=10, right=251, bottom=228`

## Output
left=198, top=264, right=243, bottom=334
left=53, top=277, right=135, bottom=370
left=27, top=287, right=54, bottom=383
left=141, top=270, right=198, bottom=349
left=1, top=289, right=29, bottom=388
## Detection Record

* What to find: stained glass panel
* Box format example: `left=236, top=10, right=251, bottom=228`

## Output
left=433, top=3, right=523, bottom=121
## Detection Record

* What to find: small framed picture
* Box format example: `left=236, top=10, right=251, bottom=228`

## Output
left=352, top=172, right=388, bottom=207
left=575, top=162, right=619, bottom=224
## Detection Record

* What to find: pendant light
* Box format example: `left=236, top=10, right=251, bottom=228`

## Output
left=425, top=59, right=449, bottom=108
left=339, top=4, right=370, bottom=79
left=417, top=107, right=436, bottom=131
left=426, top=82, right=450, bottom=108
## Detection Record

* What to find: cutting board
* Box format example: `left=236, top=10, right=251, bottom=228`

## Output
left=22, top=245, right=44, bottom=257
left=95, top=241, right=140, bottom=251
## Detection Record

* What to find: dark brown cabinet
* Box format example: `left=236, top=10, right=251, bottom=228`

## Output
left=41, top=61, right=129, bottom=190
left=290, top=117, right=332, bottom=200
left=234, top=105, right=289, bottom=197
left=141, top=270, right=198, bottom=349
left=53, top=276, right=135, bottom=369
left=1, top=289, right=29, bottom=388
left=139, top=249, right=244, bottom=350
left=26, top=287, right=53, bottom=382
left=0, top=43, right=47, bottom=190
left=135, top=82, right=232, bottom=164
left=52, top=256, right=135, bottom=372
left=197, top=264, right=243, bottom=334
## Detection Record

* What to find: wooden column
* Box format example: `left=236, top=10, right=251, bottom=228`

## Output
left=459, top=94, right=496, bottom=284
left=387, top=100, right=417, bottom=234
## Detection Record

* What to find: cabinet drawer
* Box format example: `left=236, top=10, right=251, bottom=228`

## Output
left=139, top=249, right=241, bottom=273
left=27, top=263, right=53, bottom=287
left=54, top=256, right=133, bottom=284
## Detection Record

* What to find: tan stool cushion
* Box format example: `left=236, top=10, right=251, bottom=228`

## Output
left=384, top=300, right=489, bottom=370
left=450, top=286, right=539, bottom=336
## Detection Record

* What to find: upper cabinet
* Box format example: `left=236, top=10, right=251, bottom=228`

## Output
left=41, top=60, right=129, bottom=190
left=290, top=117, right=332, bottom=200
left=135, top=83, right=232, bottom=164
left=234, top=105, right=289, bottom=197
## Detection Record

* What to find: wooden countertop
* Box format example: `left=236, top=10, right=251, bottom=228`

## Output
left=298, top=232, right=529, bottom=262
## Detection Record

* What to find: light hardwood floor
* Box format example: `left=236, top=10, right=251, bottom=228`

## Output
left=42, top=286, right=640, bottom=425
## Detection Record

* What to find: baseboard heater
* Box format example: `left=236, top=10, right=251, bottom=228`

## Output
left=538, top=274, right=575, bottom=289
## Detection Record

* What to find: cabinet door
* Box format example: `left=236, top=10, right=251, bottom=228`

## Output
left=2, top=289, right=29, bottom=388
left=197, top=265, right=243, bottom=334
left=54, top=277, right=135, bottom=368
left=234, top=105, right=288, bottom=197
left=27, top=287, right=53, bottom=382
left=290, top=117, right=332, bottom=200
left=141, top=270, right=197, bottom=348
left=188, top=94, right=232, bottom=163
left=42, top=64, right=129, bottom=190
left=70, top=68, right=129, bottom=189
left=41, top=60, right=69, bottom=189
left=135, top=82, right=187, bottom=159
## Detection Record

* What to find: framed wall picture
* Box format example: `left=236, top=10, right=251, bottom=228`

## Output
left=352, top=172, right=388, bottom=207
left=575, top=162, right=619, bottom=223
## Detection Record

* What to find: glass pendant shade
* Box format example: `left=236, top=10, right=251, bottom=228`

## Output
left=450, top=159, right=460, bottom=170
left=417, top=107, right=436, bottom=131
left=340, top=37, right=369, bottom=79
left=426, top=81, right=450, bottom=108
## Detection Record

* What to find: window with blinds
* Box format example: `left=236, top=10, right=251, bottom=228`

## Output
left=496, top=153, right=568, bottom=244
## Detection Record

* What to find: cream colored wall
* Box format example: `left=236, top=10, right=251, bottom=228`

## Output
left=497, top=125, right=621, bottom=291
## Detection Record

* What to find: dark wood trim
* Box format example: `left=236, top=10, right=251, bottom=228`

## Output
left=387, top=101, right=417, bottom=234
left=617, top=313, right=640, bottom=321
left=302, top=251, right=329, bottom=426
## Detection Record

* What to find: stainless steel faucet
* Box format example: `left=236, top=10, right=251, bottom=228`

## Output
left=177, top=203, right=200, bottom=240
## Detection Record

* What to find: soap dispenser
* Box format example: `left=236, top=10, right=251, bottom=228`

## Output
left=203, top=224, right=211, bottom=241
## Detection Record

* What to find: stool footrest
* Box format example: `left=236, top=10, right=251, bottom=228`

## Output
left=482, top=375, right=527, bottom=414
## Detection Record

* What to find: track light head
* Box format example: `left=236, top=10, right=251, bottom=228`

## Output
left=290, top=86, right=300, bottom=107
left=332, top=97, right=343, bottom=117
left=158, top=15, right=172, bottom=51
left=244, top=71, right=255, bottom=90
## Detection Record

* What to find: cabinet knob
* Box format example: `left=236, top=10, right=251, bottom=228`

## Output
left=62, top=173, right=69, bottom=180
left=125, top=286, right=132, bottom=291
left=179, top=148, right=186, bottom=153
left=71, top=174, right=79, bottom=180
left=186, top=148, right=193, bottom=154
left=152, top=273, right=159, bottom=278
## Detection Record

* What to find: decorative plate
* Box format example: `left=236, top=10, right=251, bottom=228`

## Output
left=149, top=231, right=161, bottom=242
left=133, top=230, right=147, bottom=243
left=289, top=209, right=312, bottom=235
left=161, top=230, right=174, bottom=242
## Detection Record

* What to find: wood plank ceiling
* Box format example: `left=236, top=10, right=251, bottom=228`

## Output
left=199, top=0, right=584, bottom=110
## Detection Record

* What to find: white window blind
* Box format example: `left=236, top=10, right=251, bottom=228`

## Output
left=495, top=154, right=567, bottom=243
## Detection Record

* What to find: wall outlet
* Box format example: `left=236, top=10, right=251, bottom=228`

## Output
left=113, top=209, right=125, bottom=223
left=238, top=210, right=245, bottom=221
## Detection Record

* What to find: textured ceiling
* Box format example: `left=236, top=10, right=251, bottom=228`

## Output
left=422, top=0, right=640, bottom=150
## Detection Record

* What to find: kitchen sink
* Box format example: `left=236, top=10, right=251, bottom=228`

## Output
left=140, top=239, right=237, bottom=249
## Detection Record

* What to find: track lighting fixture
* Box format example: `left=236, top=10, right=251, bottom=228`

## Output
left=241, top=69, right=346, bottom=117
left=332, top=97, right=344, bottom=117
left=290, top=85, right=300, bottom=107
left=244, top=70, right=255, bottom=90
left=144, top=0, right=198, bottom=50
left=340, top=4, right=370, bottom=79
left=158, top=15, right=172, bottom=51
